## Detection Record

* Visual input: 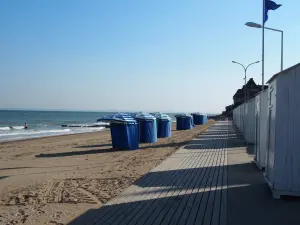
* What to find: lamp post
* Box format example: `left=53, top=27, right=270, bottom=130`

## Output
left=245, top=22, right=284, bottom=87
left=232, top=60, right=260, bottom=143
left=232, top=61, right=260, bottom=103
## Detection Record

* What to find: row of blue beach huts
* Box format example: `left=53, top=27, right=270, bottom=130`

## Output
left=97, top=112, right=208, bottom=150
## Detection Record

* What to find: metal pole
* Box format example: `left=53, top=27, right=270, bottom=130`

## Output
left=244, top=69, right=247, bottom=103
left=232, top=60, right=259, bottom=145
left=262, top=0, right=265, bottom=91
left=264, top=27, right=284, bottom=72
left=246, top=23, right=284, bottom=74
left=244, top=69, right=247, bottom=144
left=281, top=31, right=283, bottom=71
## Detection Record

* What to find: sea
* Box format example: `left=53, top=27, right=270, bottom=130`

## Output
left=0, top=110, right=181, bottom=142
left=0, top=110, right=216, bottom=142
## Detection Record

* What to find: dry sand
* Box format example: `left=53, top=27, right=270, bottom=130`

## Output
left=0, top=121, right=214, bottom=225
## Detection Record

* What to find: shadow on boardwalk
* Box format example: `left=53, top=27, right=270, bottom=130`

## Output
left=133, top=163, right=257, bottom=190
left=68, top=161, right=300, bottom=225
left=67, top=122, right=300, bottom=225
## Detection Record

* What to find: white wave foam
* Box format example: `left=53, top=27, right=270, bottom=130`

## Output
left=0, top=128, right=71, bottom=137
left=37, top=124, right=48, bottom=127
left=93, top=122, right=109, bottom=126
left=0, top=127, right=10, bottom=131
left=71, top=127, right=105, bottom=132
left=66, top=123, right=108, bottom=127
left=39, top=129, right=71, bottom=134
left=12, top=126, right=24, bottom=130
left=0, top=127, right=105, bottom=142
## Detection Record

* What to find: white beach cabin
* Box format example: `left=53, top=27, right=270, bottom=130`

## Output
left=244, top=97, right=256, bottom=144
left=254, top=89, right=268, bottom=170
left=264, top=63, right=300, bottom=199
left=233, top=103, right=245, bottom=133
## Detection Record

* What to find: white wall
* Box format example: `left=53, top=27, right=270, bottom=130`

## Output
left=233, top=98, right=256, bottom=144
left=255, top=94, right=260, bottom=162
left=233, top=103, right=244, bottom=131
left=245, top=98, right=256, bottom=144
left=254, top=90, right=268, bottom=169
left=273, top=65, right=300, bottom=192
left=265, top=80, right=276, bottom=186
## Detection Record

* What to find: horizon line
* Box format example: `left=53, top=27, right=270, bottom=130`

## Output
left=0, top=108, right=219, bottom=115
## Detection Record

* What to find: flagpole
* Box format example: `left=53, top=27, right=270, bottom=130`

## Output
left=262, top=0, right=265, bottom=91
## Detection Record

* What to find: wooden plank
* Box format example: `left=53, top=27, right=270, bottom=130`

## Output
left=202, top=145, right=223, bottom=225
left=123, top=151, right=200, bottom=225
left=91, top=122, right=230, bottom=225
left=140, top=154, right=205, bottom=225
left=220, top=148, right=228, bottom=225
left=203, top=149, right=220, bottom=225
left=193, top=133, right=226, bottom=225
left=178, top=144, right=221, bottom=225
left=124, top=128, right=219, bottom=225
left=129, top=150, right=203, bottom=225
left=161, top=141, right=215, bottom=225
left=156, top=140, right=214, bottom=225
left=149, top=142, right=213, bottom=225
left=105, top=150, right=200, bottom=225
left=189, top=150, right=221, bottom=224
left=167, top=150, right=217, bottom=224
left=179, top=136, right=218, bottom=224
left=210, top=148, right=225, bottom=225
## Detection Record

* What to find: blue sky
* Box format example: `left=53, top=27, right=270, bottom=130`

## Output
left=0, top=0, right=299, bottom=113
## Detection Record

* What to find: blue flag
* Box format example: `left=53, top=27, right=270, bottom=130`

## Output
left=264, top=0, right=282, bottom=23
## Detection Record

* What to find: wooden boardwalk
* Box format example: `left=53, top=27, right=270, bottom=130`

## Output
left=69, top=120, right=300, bottom=225
left=69, top=121, right=231, bottom=225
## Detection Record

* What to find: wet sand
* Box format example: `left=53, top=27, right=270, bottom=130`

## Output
left=0, top=121, right=214, bottom=225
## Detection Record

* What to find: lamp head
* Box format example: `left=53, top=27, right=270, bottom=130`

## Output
left=245, top=22, right=262, bottom=28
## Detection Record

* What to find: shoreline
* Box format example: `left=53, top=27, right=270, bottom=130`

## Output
left=0, top=128, right=107, bottom=144
left=0, top=121, right=177, bottom=144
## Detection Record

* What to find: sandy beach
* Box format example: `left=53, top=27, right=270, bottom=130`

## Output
left=0, top=121, right=214, bottom=225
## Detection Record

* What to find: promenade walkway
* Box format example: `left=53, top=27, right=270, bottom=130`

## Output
left=69, top=121, right=300, bottom=225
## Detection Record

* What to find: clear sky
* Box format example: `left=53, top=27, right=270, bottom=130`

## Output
left=0, top=0, right=299, bottom=113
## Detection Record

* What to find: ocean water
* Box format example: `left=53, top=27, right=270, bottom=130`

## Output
left=0, top=110, right=112, bottom=142
left=0, top=110, right=213, bottom=142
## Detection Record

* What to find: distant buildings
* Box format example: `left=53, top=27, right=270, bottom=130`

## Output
left=223, top=78, right=268, bottom=117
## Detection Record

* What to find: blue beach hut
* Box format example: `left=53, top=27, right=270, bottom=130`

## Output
left=153, top=112, right=172, bottom=138
left=175, top=113, right=194, bottom=130
left=191, top=113, right=208, bottom=125
left=98, top=113, right=139, bottom=150
left=191, top=112, right=207, bottom=125
left=135, top=113, right=157, bottom=143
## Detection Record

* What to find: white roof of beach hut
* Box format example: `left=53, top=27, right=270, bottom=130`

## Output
left=97, top=112, right=136, bottom=124
left=152, top=112, right=172, bottom=121
left=135, top=112, right=156, bottom=120
left=175, top=113, right=193, bottom=118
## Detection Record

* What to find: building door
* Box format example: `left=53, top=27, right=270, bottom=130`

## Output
left=255, top=112, right=260, bottom=162
left=266, top=87, right=275, bottom=186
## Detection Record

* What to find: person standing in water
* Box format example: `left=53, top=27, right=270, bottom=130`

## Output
left=24, top=123, right=28, bottom=129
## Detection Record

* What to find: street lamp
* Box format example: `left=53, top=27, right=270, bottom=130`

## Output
left=232, top=60, right=260, bottom=103
left=245, top=22, right=283, bottom=73
left=232, top=60, right=260, bottom=143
